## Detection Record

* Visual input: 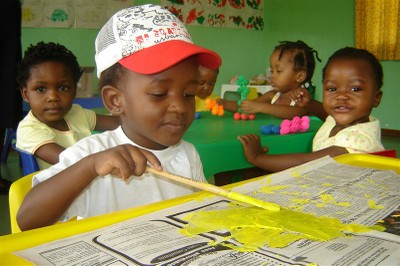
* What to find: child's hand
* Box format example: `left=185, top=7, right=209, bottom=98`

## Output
left=216, top=98, right=225, bottom=105
left=237, top=134, right=268, bottom=164
left=90, top=144, right=162, bottom=180
left=240, top=100, right=263, bottom=114
left=289, top=88, right=311, bottom=108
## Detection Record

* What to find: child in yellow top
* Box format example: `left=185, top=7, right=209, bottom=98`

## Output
left=16, top=42, right=120, bottom=169
left=17, top=4, right=221, bottom=231
left=225, top=40, right=322, bottom=119
left=195, top=66, right=220, bottom=112
left=238, top=47, right=384, bottom=172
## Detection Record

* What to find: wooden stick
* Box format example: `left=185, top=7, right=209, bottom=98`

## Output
left=146, top=167, right=280, bottom=211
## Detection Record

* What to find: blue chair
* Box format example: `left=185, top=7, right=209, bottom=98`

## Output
left=73, top=96, right=104, bottom=109
left=1, top=128, right=17, bottom=163
left=11, top=143, right=39, bottom=176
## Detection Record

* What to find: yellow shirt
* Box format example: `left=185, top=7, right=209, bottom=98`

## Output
left=195, top=93, right=220, bottom=112
left=16, top=104, right=96, bottom=169
left=312, top=115, right=384, bottom=153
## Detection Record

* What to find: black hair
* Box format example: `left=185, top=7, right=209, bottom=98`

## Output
left=322, top=47, right=383, bottom=89
left=98, top=63, right=127, bottom=90
left=274, top=40, right=321, bottom=93
left=16, top=41, right=82, bottom=90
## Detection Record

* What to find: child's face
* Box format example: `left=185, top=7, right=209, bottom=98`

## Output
left=21, top=61, right=76, bottom=127
left=269, top=49, right=303, bottom=93
left=196, top=67, right=218, bottom=99
left=322, top=58, right=382, bottom=127
left=117, top=57, right=198, bottom=150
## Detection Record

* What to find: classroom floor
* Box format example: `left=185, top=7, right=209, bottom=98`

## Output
left=1, top=135, right=399, bottom=236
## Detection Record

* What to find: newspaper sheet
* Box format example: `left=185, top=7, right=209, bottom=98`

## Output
left=14, top=156, right=400, bottom=265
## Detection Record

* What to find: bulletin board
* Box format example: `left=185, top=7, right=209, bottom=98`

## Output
left=21, top=0, right=134, bottom=29
left=161, top=0, right=264, bottom=30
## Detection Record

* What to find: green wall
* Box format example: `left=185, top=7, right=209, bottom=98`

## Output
left=21, top=0, right=400, bottom=130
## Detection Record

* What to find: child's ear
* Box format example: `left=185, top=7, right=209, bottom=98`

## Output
left=296, top=71, right=306, bottom=84
left=101, top=85, right=123, bottom=115
left=21, top=87, right=30, bottom=103
left=373, top=90, right=383, bottom=107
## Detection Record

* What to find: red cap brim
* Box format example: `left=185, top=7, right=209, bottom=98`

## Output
left=119, top=40, right=222, bottom=74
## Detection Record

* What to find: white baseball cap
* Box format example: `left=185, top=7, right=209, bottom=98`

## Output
left=95, top=4, right=222, bottom=77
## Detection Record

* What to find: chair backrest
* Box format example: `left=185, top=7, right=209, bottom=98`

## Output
left=1, top=128, right=16, bottom=163
left=73, top=96, right=104, bottom=109
left=369, top=149, right=397, bottom=158
left=9, top=171, right=38, bottom=233
left=12, top=143, right=40, bottom=176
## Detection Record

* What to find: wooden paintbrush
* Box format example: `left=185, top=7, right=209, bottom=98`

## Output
left=146, top=167, right=280, bottom=211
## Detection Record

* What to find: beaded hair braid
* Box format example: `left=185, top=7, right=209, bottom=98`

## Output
left=17, top=41, right=82, bottom=90
left=274, top=40, right=321, bottom=93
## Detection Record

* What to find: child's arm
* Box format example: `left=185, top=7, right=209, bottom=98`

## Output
left=94, top=114, right=121, bottom=131
left=33, top=114, right=121, bottom=164
left=17, top=144, right=162, bottom=231
left=240, top=101, right=308, bottom=119
left=218, top=90, right=273, bottom=113
left=237, top=134, right=347, bottom=172
left=34, top=143, right=66, bottom=164
left=290, top=88, right=328, bottom=121
left=239, top=91, right=307, bottom=119
left=218, top=98, right=239, bottom=112
left=306, top=100, right=328, bottom=121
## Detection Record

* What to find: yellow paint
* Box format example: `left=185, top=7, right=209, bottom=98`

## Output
left=291, top=170, right=302, bottom=178
left=320, top=193, right=351, bottom=207
left=259, top=185, right=288, bottom=194
left=367, top=200, right=385, bottom=209
left=227, top=191, right=280, bottom=211
left=291, top=198, right=311, bottom=204
left=179, top=206, right=384, bottom=252
left=282, top=192, right=302, bottom=196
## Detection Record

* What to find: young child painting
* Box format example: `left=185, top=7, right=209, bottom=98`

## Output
left=17, top=4, right=221, bottom=231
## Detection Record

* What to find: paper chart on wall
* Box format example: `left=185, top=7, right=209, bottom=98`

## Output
left=21, top=0, right=134, bottom=29
left=161, top=0, right=264, bottom=30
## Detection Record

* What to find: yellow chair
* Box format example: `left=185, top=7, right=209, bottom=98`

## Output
left=8, top=171, right=39, bottom=233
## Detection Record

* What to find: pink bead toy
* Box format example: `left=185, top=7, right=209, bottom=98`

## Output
left=280, top=116, right=310, bottom=135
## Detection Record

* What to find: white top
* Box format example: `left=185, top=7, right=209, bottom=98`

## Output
left=313, top=115, right=384, bottom=153
left=33, top=126, right=206, bottom=221
left=270, top=92, right=296, bottom=106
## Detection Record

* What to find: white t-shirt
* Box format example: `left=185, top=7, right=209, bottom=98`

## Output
left=33, top=126, right=206, bottom=221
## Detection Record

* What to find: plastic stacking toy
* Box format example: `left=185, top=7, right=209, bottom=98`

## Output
left=234, top=75, right=255, bottom=120
left=205, top=99, right=224, bottom=116
left=260, top=124, right=281, bottom=135
left=280, top=116, right=310, bottom=135
left=260, top=116, right=310, bottom=135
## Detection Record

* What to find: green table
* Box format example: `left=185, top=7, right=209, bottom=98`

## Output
left=183, top=112, right=323, bottom=179
left=93, top=107, right=323, bottom=179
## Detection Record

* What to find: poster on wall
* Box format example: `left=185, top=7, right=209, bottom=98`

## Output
left=161, top=0, right=264, bottom=31
left=21, top=0, right=134, bottom=29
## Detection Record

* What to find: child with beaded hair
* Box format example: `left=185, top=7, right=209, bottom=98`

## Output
left=16, top=42, right=121, bottom=170
left=238, top=47, right=384, bottom=172
left=17, top=4, right=221, bottom=231
left=224, top=40, right=324, bottom=120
